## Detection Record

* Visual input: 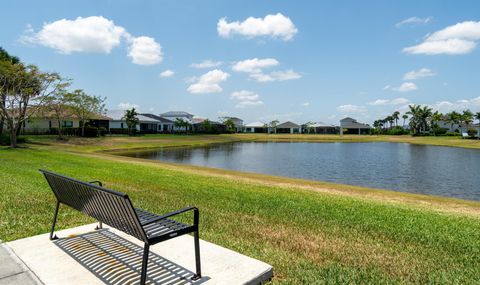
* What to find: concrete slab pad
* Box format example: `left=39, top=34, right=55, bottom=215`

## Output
left=6, top=224, right=273, bottom=285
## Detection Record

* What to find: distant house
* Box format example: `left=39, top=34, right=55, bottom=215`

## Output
left=141, top=114, right=174, bottom=132
left=22, top=107, right=111, bottom=135
left=221, top=117, right=244, bottom=133
left=304, top=122, right=339, bottom=134
left=191, top=118, right=226, bottom=133
left=436, top=120, right=479, bottom=134
left=276, top=121, right=302, bottom=134
left=244, top=121, right=267, bottom=133
left=107, top=110, right=163, bottom=134
left=159, top=111, right=194, bottom=131
left=340, top=117, right=371, bottom=135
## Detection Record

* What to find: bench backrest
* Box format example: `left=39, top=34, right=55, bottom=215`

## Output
left=40, top=169, right=148, bottom=242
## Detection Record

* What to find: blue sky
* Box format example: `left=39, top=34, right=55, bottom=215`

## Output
left=1, top=0, right=480, bottom=124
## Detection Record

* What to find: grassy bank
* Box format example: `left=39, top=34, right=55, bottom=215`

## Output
left=1, top=135, right=480, bottom=283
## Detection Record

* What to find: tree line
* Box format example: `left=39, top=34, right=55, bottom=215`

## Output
left=373, top=105, right=480, bottom=136
left=0, top=47, right=105, bottom=147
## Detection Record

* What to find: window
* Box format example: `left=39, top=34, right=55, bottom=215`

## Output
left=62, top=121, right=73, bottom=128
left=121, top=123, right=124, bottom=129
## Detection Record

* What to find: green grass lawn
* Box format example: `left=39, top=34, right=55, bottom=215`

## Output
left=1, top=134, right=480, bottom=283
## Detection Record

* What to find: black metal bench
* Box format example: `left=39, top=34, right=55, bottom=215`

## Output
left=40, top=169, right=201, bottom=284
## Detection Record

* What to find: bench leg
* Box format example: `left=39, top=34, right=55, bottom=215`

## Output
left=95, top=221, right=103, bottom=230
left=49, top=201, right=60, bottom=240
left=192, top=230, right=202, bottom=280
left=140, top=243, right=150, bottom=285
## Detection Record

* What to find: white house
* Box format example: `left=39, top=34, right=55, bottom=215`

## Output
left=304, top=122, right=339, bottom=134
left=141, top=114, right=174, bottom=132
left=159, top=111, right=194, bottom=131
left=276, top=121, right=302, bottom=134
left=107, top=110, right=163, bottom=133
left=221, top=117, right=244, bottom=132
left=244, top=121, right=267, bottom=133
left=340, top=117, right=371, bottom=135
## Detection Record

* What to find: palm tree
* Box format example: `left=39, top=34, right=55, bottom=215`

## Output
left=475, top=111, right=480, bottom=138
left=123, top=108, right=139, bottom=136
left=431, top=111, right=443, bottom=135
left=392, top=111, right=400, bottom=127
left=446, top=111, right=461, bottom=132
left=461, top=110, right=474, bottom=132
left=402, top=114, right=408, bottom=128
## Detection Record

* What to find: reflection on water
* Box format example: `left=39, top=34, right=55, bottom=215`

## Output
left=123, top=142, right=480, bottom=201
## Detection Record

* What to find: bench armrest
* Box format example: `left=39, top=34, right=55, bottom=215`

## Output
left=141, top=206, right=198, bottom=226
left=89, top=180, right=103, bottom=186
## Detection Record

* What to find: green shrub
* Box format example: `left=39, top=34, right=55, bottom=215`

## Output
left=467, top=129, right=478, bottom=138
left=98, top=127, right=108, bottom=136
left=0, top=134, right=27, bottom=146
left=83, top=126, right=99, bottom=137
left=444, top=132, right=461, bottom=136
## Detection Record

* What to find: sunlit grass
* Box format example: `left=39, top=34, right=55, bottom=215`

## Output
left=1, top=135, right=480, bottom=283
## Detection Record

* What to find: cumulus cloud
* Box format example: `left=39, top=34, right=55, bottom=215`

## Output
left=249, top=69, right=301, bottom=82
left=232, top=58, right=279, bottom=73
left=191, top=60, right=222, bottom=69
left=217, top=13, right=298, bottom=41
left=403, top=21, right=480, bottom=55
left=159, top=70, right=174, bottom=78
left=393, top=82, right=418, bottom=92
left=230, top=90, right=263, bottom=108
left=231, top=58, right=300, bottom=82
left=336, top=104, right=367, bottom=113
left=368, top=97, right=410, bottom=106
left=396, top=16, right=432, bottom=28
left=187, top=69, right=230, bottom=94
left=403, top=68, right=436, bottom=80
left=127, top=36, right=163, bottom=65
left=431, top=96, right=480, bottom=113
left=21, top=16, right=163, bottom=65
left=301, top=102, right=310, bottom=107
left=117, top=102, right=140, bottom=110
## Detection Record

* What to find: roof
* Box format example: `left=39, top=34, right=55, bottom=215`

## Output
left=106, top=110, right=160, bottom=122
left=29, top=106, right=111, bottom=120
left=245, top=121, right=266, bottom=128
left=341, top=122, right=371, bottom=129
left=277, top=121, right=300, bottom=128
left=192, top=118, right=223, bottom=125
left=159, top=111, right=194, bottom=117
left=340, top=117, right=356, bottom=122
left=311, top=122, right=337, bottom=128
left=141, top=113, right=174, bottom=123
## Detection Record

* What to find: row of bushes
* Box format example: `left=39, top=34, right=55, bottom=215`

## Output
left=0, top=134, right=27, bottom=146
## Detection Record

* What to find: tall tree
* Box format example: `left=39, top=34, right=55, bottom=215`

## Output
left=44, top=84, right=72, bottom=140
left=0, top=61, right=64, bottom=147
left=392, top=111, right=400, bottom=127
left=122, top=108, right=139, bottom=136
left=402, top=114, right=408, bottom=128
left=461, top=109, right=474, bottom=130
left=222, top=118, right=235, bottom=133
left=269, top=120, right=279, bottom=134
left=475, top=111, right=480, bottom=138
left=446, top=111, right=461, bottom=132
left=65, top=89, right=105, bottom=137
left=0, top=47, right=20, bottom=135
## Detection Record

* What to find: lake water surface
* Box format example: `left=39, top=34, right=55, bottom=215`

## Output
left=123, top=142, right=480, bottom=201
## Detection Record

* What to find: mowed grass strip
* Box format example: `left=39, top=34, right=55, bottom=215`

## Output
left=1, top=146, right=479, bottom=284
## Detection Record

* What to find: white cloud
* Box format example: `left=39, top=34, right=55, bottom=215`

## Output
left=127, top=36, right=162, bottom=65
left=217, top=13, right=298, bottom=41
left=159, top=70, right=174, bottom=78
left=230, top=90, right=263, bottom=108
left=336, top=104, right=367, bottom=113
left=21, top=16, right=126, bottom=54
left=232, top=58, right=300, bottom=82
left=191, top=60, right=222, bottom=68
left=396, top=16, right=432, bottom=28
left=368, top=97, right=409, bottom=106
left=403, top=21, right=480, bottom=55
left=431, top=96, right=480, bottom=113
left=232, top=58, right=279, bottom=73
left=249, top=69, right=301, bottom=82
left=301, top=102, right=310, bottom=107
left=187, top=69, right=230, bottom=94
left=394, top=82, right=418, bottom=92
left=117, top=102, right=140, bottom=110
left=403, top=68, right=436, bottom=80
left=383, top=85, right=391, bottom=90
left=21, top=16, right=163, bottom=65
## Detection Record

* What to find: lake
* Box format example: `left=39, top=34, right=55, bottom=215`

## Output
left=122, top=142, right=480, bottom=201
